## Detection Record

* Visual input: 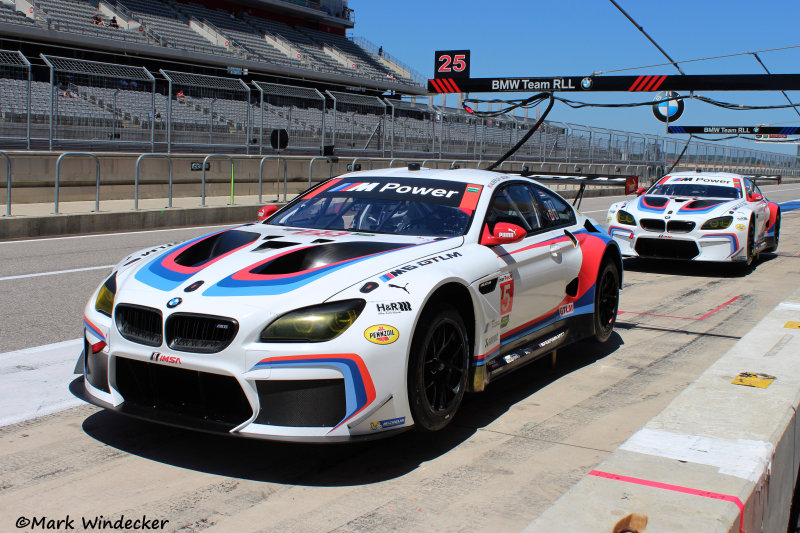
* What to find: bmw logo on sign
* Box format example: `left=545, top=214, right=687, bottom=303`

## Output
left=652, top=91, right=684, bottom=123
left=167, top=297, right=182, bottom=308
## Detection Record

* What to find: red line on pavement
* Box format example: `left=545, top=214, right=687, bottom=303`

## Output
left=618, top=295, right=740, bottom=321
left=587, top=470, right=745, bottom=533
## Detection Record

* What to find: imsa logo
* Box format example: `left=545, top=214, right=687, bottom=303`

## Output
left=150, top=352, right=181, bottom=365
left=364, top=325, right=399, bottom=345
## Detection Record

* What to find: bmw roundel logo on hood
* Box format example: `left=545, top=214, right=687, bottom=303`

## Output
left=167, top=297, right=183, bottom=308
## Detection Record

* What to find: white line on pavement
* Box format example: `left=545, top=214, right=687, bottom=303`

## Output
left=0, top=224, right=232, bottom=245
left=0, top=338, right=84, bottom=428
left=0, top=265, right=114, bottom=282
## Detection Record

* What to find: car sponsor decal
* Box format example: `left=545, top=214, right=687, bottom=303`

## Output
left=375, top=302, right=412, bottom=314
left=458, top=184, right=483, bottom=215
left=558, top=303, right=574, bottom=317
left=364, top=325, right=399, bottom=345
left=308, top=177, right=476, bottom=207
left=499, top=273, right=514, bottom=315
left=379, top=252, right=462, bottom=282
left=250, top=354, right=375, bottom=431
left=370, top=417, right=405, bottom=431
left=388, top=283, right=410, bottom=294
left=83, top=315, right=105, bottom=343
left=735, top=224, right=746, bottom=231
left=500, top=314, right=510, bottom=328
left=150, top=352, right=181, bottom=365
left=700, top=233, right=740, bottom=257
left=483, top=333, right=499, bottom=348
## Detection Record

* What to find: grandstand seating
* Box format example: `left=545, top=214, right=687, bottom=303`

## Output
left=0, top=0, right=419, bottom=87
left=36, top=0, right=150, bottom=44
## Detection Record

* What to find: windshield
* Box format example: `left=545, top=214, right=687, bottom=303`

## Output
left=270, top=177, right=483, bottom=237
left=647, top=183, right=741, bottom=199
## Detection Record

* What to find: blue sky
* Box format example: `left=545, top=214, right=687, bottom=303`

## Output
left=350, top=1, right=800, bottom=155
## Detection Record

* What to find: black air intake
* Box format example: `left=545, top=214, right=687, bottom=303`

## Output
left=115, top=304, right=163, bottom=347
left=165, top=313, right=238, bottom=354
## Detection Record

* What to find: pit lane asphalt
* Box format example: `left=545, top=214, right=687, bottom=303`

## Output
left=0, top=185, right=799, bottom=532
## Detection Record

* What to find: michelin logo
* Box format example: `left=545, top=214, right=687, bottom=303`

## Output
left=370, top=417, right=406, bottom=430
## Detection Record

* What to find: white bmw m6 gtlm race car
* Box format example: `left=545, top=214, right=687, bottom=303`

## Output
left=75, top=167, right=625, bottom=442
left=606, top=171, right=780, bottom=265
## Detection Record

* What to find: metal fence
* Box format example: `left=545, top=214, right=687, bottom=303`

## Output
left=325, top=90, right=386, bottom=155
left=0, top=51, right=31, bottom=148
left=41, top=55, right=156, bottom=151
left=161, top=70, right=251, bottom=152
left=254, top=81, right=325, bottom=154
left=0, top=48, right=796, bottom=174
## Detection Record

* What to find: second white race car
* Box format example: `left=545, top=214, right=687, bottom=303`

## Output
left=606, top=171, right=780, bottom=265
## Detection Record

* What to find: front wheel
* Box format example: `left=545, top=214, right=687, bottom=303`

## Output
left=743, top=218, right=758, bottom=267
left=407, top=304, right=469, bottom=432
left=592, top=259, right=620, bottom=343
left=764, top=212, right=781, bottom=253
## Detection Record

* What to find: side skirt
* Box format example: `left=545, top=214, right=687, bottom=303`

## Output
left=485, top=314, right=594, bottom=383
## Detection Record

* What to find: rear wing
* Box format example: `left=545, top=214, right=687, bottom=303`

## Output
left=752, top=175, right=782, bottom=186
left=511, top=170, right=639, bottom=210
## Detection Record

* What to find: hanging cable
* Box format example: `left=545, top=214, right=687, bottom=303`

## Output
left=607, top=0, right=685, bottom=75
left=663, top=135, right=694, bottom=175
left=472, top=92, right=555, bottom=171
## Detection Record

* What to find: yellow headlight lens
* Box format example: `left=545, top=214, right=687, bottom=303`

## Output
left=94, top=274, right=116, bottom=317
left=260, top=300, right=366, bottom=343
left=701, top=216, right=733, bottom=230
left=617, top=210, right=636, bottom=225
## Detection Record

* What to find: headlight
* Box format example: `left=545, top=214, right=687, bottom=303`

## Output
left=94, top=273, right=117, bottom=317
left=701, top=216, right=733, bottom=230
left=616, top=210, right=636, bottom=225
left=260, top=299, right=366, bottom=343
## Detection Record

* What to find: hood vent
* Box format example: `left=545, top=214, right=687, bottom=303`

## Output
left=686, top=199, right=724, bottom=209
left=252, top=242, right=408, bottom=275
left=253, top=241, right=299, bottom=251
left=175, top=230, right=260, bottom=267
left=643, top=196, right=669, bottom=207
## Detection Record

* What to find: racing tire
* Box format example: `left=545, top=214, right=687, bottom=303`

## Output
left=591, top=259, right=620, bottom=343
left=743, top=218, right=758, bottom=268
left=764, top=212, right=781, bottom=253
left=407, top=303, right=469, bottom=432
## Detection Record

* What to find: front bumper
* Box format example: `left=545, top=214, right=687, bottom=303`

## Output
left=609, top=226, right=743, bottom=262
left=76, top=318, right=413, bottom=442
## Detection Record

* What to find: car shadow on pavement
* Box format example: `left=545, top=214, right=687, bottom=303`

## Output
left=80, top=334, right=623, bottom=487
left=622, top=253, right=778, bottom=277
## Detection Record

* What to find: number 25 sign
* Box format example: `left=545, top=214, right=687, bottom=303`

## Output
left=434, top=50, right=470, bottom=79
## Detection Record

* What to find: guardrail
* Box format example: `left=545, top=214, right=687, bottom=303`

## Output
left=134, top=154, right=173, bottom=210
left=259, top=156, right=287, bottom=203
left=1, top=151, right=10, bottom=216
left=54, top=152, right=100, bottom=214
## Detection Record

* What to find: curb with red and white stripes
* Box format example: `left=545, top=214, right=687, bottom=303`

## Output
left=525, top=288, right=800, bottom=532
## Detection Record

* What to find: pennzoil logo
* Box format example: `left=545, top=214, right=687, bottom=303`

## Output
left=364, top=325, right=399, bottom=345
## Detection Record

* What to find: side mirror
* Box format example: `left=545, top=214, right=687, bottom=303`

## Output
left=480, top=223, right=526, bottom=246
left=636, top=187, right=647, bottom=197
left=257, top=204, right=279, bottom=221
left=748, top=193, right=763, bottom=202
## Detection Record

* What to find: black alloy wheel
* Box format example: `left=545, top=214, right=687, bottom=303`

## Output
left=407, top=304, right=469, bottom=432
left=765, top=212, right=781, bottom=253
left=592, top=260, right=620, bottom=343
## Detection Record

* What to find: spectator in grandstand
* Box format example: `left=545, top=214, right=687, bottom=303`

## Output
left=378, top=46, right=383, bottom=57
left=62, top=88, right=76, bottom=98
left=176, top=90, right=185, bottom=103
left=109, top=16, right=119, bottom=29
left=92, top=13, right=104, bottom=25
